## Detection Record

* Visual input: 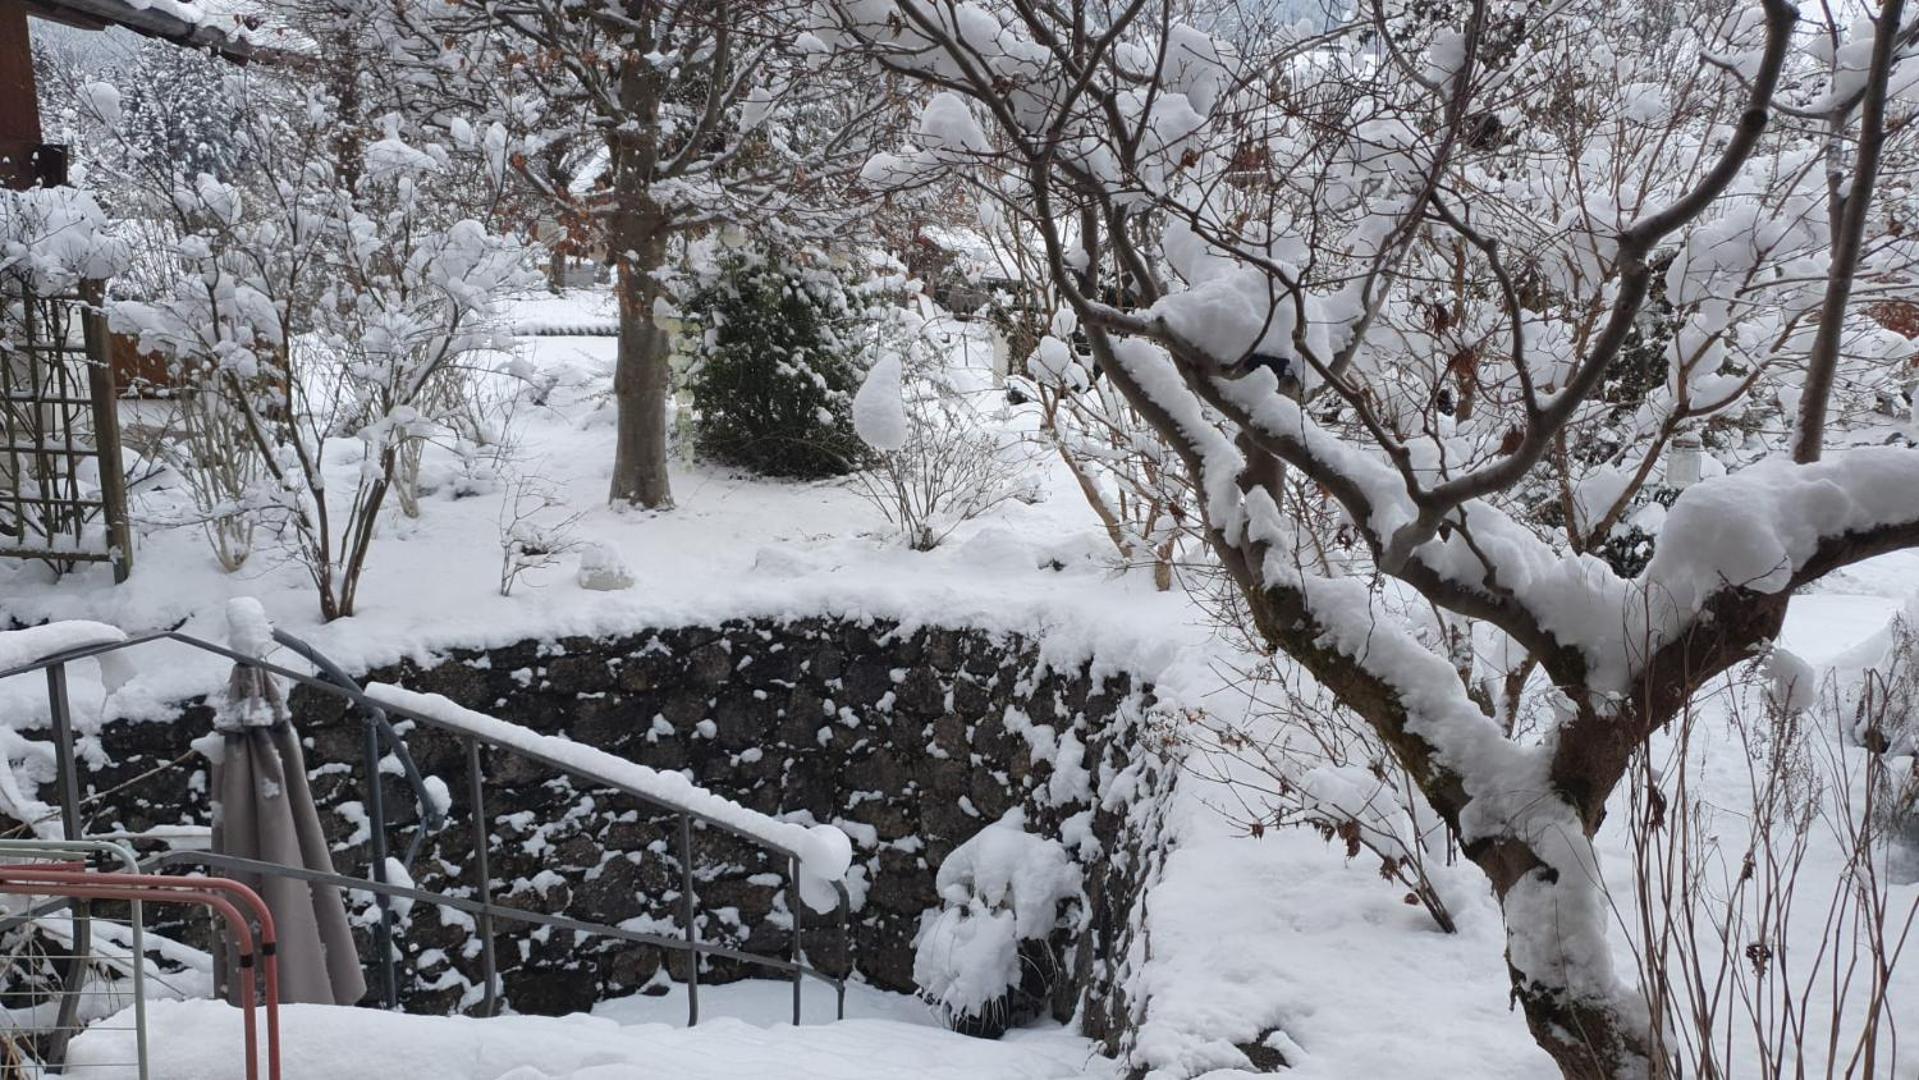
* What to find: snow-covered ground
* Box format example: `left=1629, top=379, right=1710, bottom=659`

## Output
left=67, top=986, right=1115, bottom=1080
left=0, top=293, right=1196, bottom=730
left=8, top=290, right=1919, bottom=1080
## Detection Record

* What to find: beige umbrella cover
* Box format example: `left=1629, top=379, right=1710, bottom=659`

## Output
left=208, top=657, right=368, bottom=1006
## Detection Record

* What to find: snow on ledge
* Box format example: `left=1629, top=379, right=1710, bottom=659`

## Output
left=362, top=682, right=853, bottom=906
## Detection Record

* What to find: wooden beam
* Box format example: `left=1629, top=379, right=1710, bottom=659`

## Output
left=0, top=0, right=43, bottom=190
left=19, top=0, right=253, bottom=58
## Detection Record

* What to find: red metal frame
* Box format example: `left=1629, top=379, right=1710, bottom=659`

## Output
left=0, top=869, right=282, bottom=1080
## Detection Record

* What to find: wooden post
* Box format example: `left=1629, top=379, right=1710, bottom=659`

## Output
left=80, top=279, right=133, bottom=581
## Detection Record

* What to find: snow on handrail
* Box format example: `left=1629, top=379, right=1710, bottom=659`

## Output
left=0, top=621, right=133, bottom=685
left=362, top=683, right=853, bottom=897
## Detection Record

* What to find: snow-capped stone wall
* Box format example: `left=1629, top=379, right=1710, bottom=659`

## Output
left=80, top=616, right=1174, bottom=1045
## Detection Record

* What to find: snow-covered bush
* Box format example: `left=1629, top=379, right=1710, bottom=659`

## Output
left=101, top=71, right=531, bottom=618
left=913, top=813, right=1083, bottom=1037
left=1843, top=610, right=1919, bottom=862
left=0, top=188, right=129, bottom=291
left=851, top=310, right=1032, bottom=550
left=683, top=248, right=890, bottom=478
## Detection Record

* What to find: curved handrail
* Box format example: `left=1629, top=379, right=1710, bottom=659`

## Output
left=269, top=628, right=445, bottom=864
left=2, top=629, right=849, bottom=872
left=1, top=626, right=857, bottom=1022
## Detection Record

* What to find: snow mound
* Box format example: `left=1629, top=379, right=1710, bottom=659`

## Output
left=853, top=353, right=909, bottom=452
left=914, top=813, right=1082, bottom=1020
left=226, top=597, right=275, bottom=660
left=576, top=542, right=636, bottom=591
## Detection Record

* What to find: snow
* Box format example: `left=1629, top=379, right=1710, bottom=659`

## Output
left=66, top=996, right=1112, bottom=1080
left=0, top=621, right=129, bottom=675
left=1635, top=447, right=1919, bottom=641
left=7, top=290, right=1917, bottom=1080
left=0, top=187, right=130, bottom=292
left=918, top=92, right=991, bottom=157
left=226, top=597, right=275, bottom=660
left=79, top=81, right=122, bottom=127
left=574, top=541, right=635, bottom=592
left=852, top=352, right=909, bottom=451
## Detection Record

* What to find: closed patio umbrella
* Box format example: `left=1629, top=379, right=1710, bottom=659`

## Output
left=200, top=599, right=366, bottom=1006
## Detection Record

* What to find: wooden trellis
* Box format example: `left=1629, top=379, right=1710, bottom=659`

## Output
left=0, top=276, right=132, bottom=581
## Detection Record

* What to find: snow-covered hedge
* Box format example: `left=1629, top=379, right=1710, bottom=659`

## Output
left=913, top=811, right=1083, bottom=1036
left=683, top=247, right=902, bottom=478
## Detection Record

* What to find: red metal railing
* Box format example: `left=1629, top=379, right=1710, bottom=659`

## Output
left=0, top=868, right=281, bottom=1080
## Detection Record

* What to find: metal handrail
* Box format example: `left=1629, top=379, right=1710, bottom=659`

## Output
left=0, top=626, right=854, bottom=1024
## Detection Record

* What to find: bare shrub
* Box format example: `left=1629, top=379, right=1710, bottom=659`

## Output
left=497, top=475, right=584, bottom=597
left=853, top=319, right=1032, bottom=551
left=1618, top=645, right=1919, bottom=1078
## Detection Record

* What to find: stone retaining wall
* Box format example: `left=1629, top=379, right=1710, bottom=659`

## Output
left=79, top=616, right=1174, bottom=1049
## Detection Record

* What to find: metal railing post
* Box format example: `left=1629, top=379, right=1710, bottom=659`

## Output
left=790, top=855, right=803, bottom=1026
left=45, top=662, right=83, bottom=840
left=678, top=813, right=698, bottom=1026
left=44, top=661, right=90, bottom=1068
left=838, top=886, right=850, bottom=1020
left=362, top=708, right=397, bottom=1009
left=464, top=737, right=499, bottom=1017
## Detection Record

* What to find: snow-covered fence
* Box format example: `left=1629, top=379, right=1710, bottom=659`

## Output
left=0, top=619, right=861, bottom=1027
left=361, top=683, right=856, bottom=911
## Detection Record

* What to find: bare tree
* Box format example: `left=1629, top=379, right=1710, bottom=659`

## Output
left=829, top=0, right=1919, bottom=1074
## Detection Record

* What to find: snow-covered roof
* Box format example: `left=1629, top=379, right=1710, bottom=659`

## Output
left=25, top=0, right=256, bottom=58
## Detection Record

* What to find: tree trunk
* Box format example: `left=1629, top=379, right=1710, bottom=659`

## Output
left=609, top=212, right=674, bottom=508
left=606, top=46, right=674, bottom=510
left=1237, top=581, right=1660, bottom=1080
left=1476, top=838, right=1654, bottom=1080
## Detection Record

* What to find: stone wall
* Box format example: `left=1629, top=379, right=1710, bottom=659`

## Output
left=80, top=616, right=1175, bottom=1046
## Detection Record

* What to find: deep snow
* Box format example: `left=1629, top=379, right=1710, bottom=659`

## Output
left=6, top=291, right=1917, bottom=1080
